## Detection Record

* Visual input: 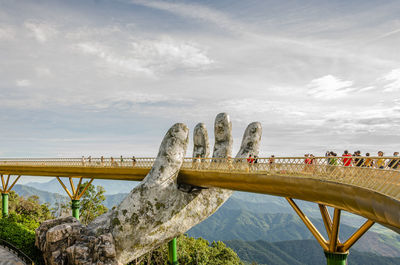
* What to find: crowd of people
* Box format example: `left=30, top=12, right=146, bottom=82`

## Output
left=324, top=150, right=400, bottom=169
left=78, top=151, right=400, bottom=172
left=243, top=151, right=400, bottom=172
left=81, top=155, right=137, bottom=167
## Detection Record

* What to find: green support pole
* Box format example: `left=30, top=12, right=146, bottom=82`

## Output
left=2, top=193, right=8, bottom=218
left=168, top=238, right=178, bottom=265
left=71, top=199, right=80, bottom=220
left=324, top=251, right=348, bottom=265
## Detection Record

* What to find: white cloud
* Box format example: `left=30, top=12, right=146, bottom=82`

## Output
left=131, top=0, right=243, bottom=33
left=35, top=67, right=52, bottom=77
left=75, top=38, right=214, bottom=77
left=24, top=21, right=57, bottom=43
left=129, top=38, right=214, bottom=69
left=382, top=68, right=400, bottom=92
left=307, top=75, right=354, bottom=99
left=76, top=42, right=155, bottom=77
left=0, top=25, right=15, bottom=40
left=358, top=86, right=375, bottom=92
left=15, top=79, right=31, bottom=87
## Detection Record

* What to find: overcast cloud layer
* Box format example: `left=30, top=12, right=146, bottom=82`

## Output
left=1, top=0, right=400, bottom=168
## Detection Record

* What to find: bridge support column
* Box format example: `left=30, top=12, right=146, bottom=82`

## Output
left=1, top=174, right=21, bottom=218
left=324, top=252, right=348, bottom=265
left=71, top=199, right=80, bottom=220
left=168, top=238, right=178, bottom=265
left=2, top=193, right=8, bottom=217
left=287, top=198, right=375, bottom=265
left=56, top=176, right=94, bottom=220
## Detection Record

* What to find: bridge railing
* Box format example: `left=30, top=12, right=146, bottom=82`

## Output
left=0, top=157, right=156, bottom=168
left=1, top=156, right=400, bottom=201
left=0, top=238, right=35, bottom=265
left=181, top=157, right=400, bottom=201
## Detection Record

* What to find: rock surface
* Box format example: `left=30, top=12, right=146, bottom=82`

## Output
left=35, top=113, right=262, bottom=265
left=35, top=216, right=117, bottom=265
left=193, top=123, right=210, bottom=159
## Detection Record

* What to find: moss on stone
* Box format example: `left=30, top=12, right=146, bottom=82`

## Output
left=112, top=218, right=121, bottom=226
left=155, top=202, right=165, bottom=210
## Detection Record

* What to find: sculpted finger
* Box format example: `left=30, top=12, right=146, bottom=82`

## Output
left=145, top=123, right=189, bottom=185
left=236, top=122, right=262, bottom=158
left=193, top=123, right=210, bottom=158
left=212, top=113, right=233, bottom=158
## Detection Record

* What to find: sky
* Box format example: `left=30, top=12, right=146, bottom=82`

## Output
left=1, top=0, right=400, bottom=168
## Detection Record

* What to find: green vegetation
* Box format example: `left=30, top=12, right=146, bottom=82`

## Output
left=0, top=191, right=51, bottom=264
left=1, top=187, right=242, bottom=265
left=133, top=235, right=243, bottom=265
left=188, top=206, right=400, bottom=257
left=225, top=239, right=400, bottom=265
left=76, top=181, right=108, bottom=225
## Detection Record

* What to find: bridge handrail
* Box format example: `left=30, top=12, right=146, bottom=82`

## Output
left=1, top=156, right=400, bottom=202
left=0, top=156, right=398, bottom=166
left=0, top=238, right=35, bottom=265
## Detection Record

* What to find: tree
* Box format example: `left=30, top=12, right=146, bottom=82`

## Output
left=77, top=182, right=108, bottom=225
left=132, top=234, right=244, bottom=265
left=51, top=200, right=70, bottom=218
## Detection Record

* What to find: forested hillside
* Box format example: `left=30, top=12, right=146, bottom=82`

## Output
left=226, top=239, right=400, bottom=265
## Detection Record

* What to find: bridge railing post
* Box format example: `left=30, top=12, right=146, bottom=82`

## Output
left=168, top=238, right=178, bottom=265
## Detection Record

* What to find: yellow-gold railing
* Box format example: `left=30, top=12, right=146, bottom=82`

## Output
left=1, top=156, right=400, bottom=201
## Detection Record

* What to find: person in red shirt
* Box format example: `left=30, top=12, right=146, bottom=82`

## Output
left=342, top=150, right=352, bottom=166
left=247, top=154, right=254, bottom=164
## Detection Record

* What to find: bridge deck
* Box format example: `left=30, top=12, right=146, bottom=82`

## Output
left=1, top=157, right=400, bottom=233
left=0, top=246, right=24, bottom=265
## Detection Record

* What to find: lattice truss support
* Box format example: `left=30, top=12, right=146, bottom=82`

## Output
left=56, top=176, right=94, bottom=200
left=0, top=174, right=21, bottom=194
left=286, top=198, right=375, bottom=254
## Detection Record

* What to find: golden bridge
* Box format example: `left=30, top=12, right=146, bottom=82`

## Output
left=1, top=156, right=400, bottom=265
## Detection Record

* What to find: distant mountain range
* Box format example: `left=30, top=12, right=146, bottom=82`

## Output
left=16, top=181, right=400, bottom=259
left=24, top=178, right=138, bottom=195
left=12, top=184, right=127, bottom=209
left=226, top=239, right=400, bottom=265
left=187, top=204, right=400, bottom=257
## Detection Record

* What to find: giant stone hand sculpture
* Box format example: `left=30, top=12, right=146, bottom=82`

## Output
left=35, top=113, right=262, bottom=265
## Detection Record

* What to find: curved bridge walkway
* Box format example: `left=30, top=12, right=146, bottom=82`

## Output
left=0, top=246, right=24, bottom=265
left=1, top=156, right=400, bottom=264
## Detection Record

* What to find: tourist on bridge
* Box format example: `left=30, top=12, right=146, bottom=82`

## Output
left=132, top=156, right=137, bottom=167
left=328, top=152, right=338, bottom=165
left=269, top=155, right=275, bottom=171
left=327, top=152, right=338, bottom=173
left=101, top=156, right=104, bottom=166
left=388, top=152, right=399, bottom=169
left=342, top=150, right=352, bottom=166
left=354, top=151, right=364, bottom=167
left=364, top=153, right=373, bottom=167
left=111, top=157, right=119, bottom=167
left=247, top=154, right=255, bottom=171
left=304, top=154, right=313, bottom=172
left=376, top=151, right=386, bottom=169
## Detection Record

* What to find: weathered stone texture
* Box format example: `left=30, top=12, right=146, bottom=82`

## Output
left=35, top=217, right=117, bottom=265
left=193, top=123, right=210, bottom=159
left=35, top=113, right=262, bottom=265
